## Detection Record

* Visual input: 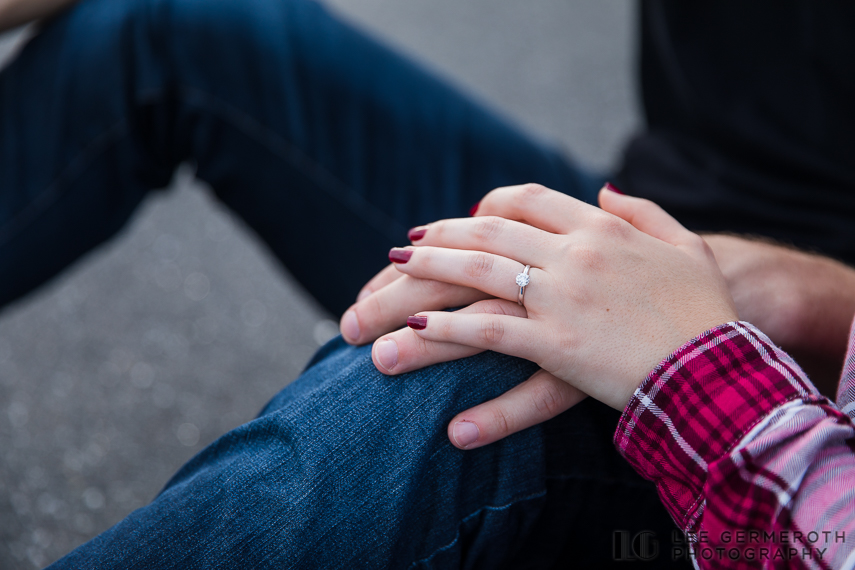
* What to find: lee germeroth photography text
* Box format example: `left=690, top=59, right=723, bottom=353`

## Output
left=612, top=529, right=845, bottom=563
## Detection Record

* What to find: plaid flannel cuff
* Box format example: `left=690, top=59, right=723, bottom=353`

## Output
left=613, top=321, right=820, bottom=529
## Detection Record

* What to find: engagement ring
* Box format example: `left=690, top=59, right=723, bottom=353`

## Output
left=516, top=265, right=531, bottom=307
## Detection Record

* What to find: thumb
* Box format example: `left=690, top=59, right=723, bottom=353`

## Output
left=598, top=185, right=692, bottom=246
left=447, top=369, right=586, bottom=450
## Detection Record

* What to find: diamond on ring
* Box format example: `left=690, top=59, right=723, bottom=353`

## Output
left=516, top=265, right=531, bottom=307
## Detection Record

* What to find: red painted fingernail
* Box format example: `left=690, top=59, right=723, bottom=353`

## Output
left=406, top=316, right=427, bottom=330
left=407, top=226, right=427, bottom=241
left=389, top=248, right=414, bottom=264
left=469, top=201, right=480, bottom=216
left=604, top=182, right=624, bottom=195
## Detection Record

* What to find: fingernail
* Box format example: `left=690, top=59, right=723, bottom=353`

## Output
left=604, top=182, right=624, bottom=195
left=452, top=421, right=480, bottom=448
left=407, top=226, right=428, bottom=241
left=389, top=248, right=414, bottom=264
left=340, top=310, right=360, bottom=342
left=406, top=316, right=427, bottom=330
left=374, top=339, right=398, bottom=372
left=469, top=201, right=480, bottom=216
left=356, top=288, right=371, bottom=302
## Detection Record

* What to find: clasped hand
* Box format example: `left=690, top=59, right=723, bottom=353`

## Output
left=342, top=184, right=740, bottom=448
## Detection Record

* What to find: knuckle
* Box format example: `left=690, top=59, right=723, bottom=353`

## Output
left=530, top=381, right=566, bottom=418
left=478, top=316, right=505, bottom=345
left=573, top=242, right=606, bottom=272
left=480, top=186, right=503, bottom=206
left=473, top=216, right=505, bottom=242
left=638, top=197, right=662, bottom=215
left=475, top=299, right=520, bottom=317
left=464, top=252, right=495, bottom=279
left=362, top=293, right=387, bottom=327
left=518, top=183, right=548, bottom=202
left=427, top=220, right=445, bottom=240
left=691, top=234, right=713, bottom=255
left=488, top=406, right=513, bottom=437
left=415, top=277, right=451, bottom=298
left=554, top=238, right=575, bottom=260
left=413, top=334, right=433, bottom=358
left=593, top=212, right=630, bottom=239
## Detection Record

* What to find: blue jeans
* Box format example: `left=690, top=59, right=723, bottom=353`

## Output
left=47, top=339, right=681, bottom=569
left=0, top=0, right=597, bottom=316
left=0, top=0, right=682, bottom=566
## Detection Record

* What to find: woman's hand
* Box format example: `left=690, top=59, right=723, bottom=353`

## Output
left=341, top=263, right=587, bottom=450
left=388, top=184, right=739, bottom=411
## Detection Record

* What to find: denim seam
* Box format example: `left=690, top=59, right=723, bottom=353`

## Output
left=176, top=85, right=409, bottom=244
left=407, top=472, right=655, bottom=567
left=0, top=119, right=128, bottom=245
left=407, top=489, right=548, bottom=569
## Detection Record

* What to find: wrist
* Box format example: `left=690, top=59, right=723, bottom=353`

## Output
left=614, top=321, right=824, bottom=531
left=704, top=233, right=855, bottom=394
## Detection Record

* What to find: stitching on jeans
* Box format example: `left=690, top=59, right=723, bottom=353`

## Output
left=0, top=120, right=128, bottom=246
left=407, top=473, right=654, bottom=568
left=176, top=85, right=409, bottom=244
left=407, top=489, right=547, bottom=569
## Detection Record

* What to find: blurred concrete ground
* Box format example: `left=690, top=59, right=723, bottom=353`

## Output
left=0, top=1, right=639, bottom=567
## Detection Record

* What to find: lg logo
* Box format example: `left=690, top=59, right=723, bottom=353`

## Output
left=613, top=530, right=660, bottom=561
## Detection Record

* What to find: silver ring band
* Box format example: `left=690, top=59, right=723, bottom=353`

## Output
left=516, top=265, right=531, bottom=306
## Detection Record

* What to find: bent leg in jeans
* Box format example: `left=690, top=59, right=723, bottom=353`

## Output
left=50, top=340, right=680, bottom=568
left=0, top=0, right=683, bottom=566
left=0, top=0, right=598, bottom=315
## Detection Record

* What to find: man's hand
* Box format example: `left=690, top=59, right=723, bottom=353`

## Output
left=704, top=234, right=855, bottom=396
left=0, top=0, right=78, bottom=32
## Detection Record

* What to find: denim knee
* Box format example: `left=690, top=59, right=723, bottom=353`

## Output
left=150, top=340, right=553, bottom=567
left=51, top=339, right=665, bottom=569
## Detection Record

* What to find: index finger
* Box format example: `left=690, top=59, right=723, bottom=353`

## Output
left=407, top=216, right=555, bottom=268
left=476, top=183, right=595, bottom=235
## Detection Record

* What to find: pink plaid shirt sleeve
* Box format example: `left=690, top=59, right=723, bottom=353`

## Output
left=615, top=321, right=855, bottom=569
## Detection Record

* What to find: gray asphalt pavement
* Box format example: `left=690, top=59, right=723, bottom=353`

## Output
left=0, top=1, right=639, bottom=567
